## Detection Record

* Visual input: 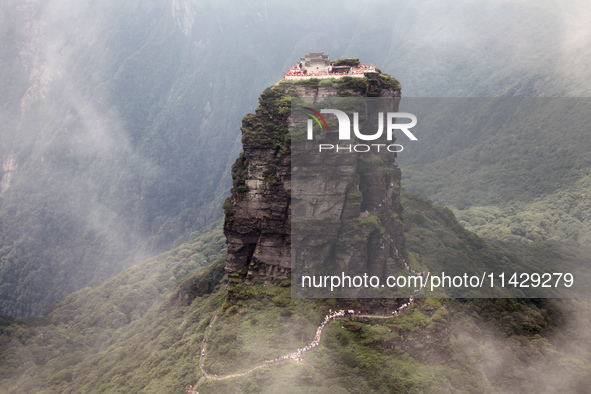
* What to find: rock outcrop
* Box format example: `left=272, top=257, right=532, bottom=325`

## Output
left=223, top=62, right=407, bottom=293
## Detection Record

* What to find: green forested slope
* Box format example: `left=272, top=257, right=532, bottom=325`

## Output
left=0, top=222, right=227, bottom=393
left=399, top=98, right=591, bottom=245
left=1, top=194, right=590, bottom=393
left=453, top=174, right=591, bottom=244
left=1, top=0, right=589, bottom=316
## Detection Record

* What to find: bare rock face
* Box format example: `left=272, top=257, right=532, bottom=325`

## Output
left=223, top=68, right=405, bottom=291
left=223, top=86, right=293, bottom=286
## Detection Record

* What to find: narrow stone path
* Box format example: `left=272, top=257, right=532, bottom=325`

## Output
left=188, top=298, right=416, bottom=392
left=190, top=313, right=218, bottom=391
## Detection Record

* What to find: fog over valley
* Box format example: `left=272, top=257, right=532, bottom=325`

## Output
left=0, top=0, right=590, bottom=392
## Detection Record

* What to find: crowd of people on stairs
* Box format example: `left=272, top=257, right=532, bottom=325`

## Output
left=187, top=297, right=417, bottom=393
left=189, top=253, right=430, bottom=392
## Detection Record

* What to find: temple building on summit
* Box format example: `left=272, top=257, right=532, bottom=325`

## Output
left=285, top=52, right=376, bottom=80
left=298, top=53, right=331, bottom=74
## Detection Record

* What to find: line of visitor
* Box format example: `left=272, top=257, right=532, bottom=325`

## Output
left=262, top=297, right=417, bottom=365
left=191, top=228, right=428, bottom=392
left=189, top=296, right=419, bottom=392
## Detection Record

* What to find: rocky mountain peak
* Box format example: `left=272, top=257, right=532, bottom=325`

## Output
left=223, top=65, right=406, bottom=294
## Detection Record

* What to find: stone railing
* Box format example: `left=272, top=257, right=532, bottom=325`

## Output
left=284, top=73, right=368, bottom=80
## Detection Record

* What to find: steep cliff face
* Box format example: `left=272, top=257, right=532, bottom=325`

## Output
left=223, top=67, right=405, bottom=290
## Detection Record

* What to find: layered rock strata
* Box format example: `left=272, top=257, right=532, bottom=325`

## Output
left=224, top=66, right=406, bottom=292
